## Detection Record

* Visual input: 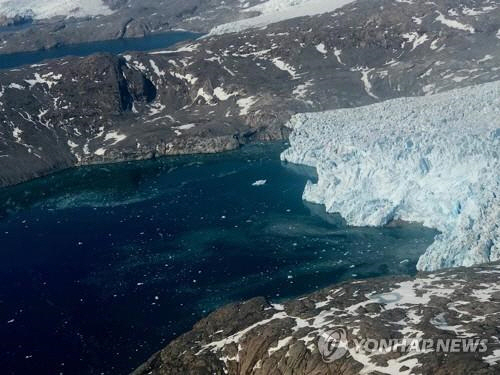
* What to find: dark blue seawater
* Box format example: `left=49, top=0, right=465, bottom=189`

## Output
left=0, top=31, right=202, bottom=70
left=0, top=144, right=437, bottom=375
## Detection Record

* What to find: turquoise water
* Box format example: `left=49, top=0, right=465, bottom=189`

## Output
left=0, top=143, right=437, bottom=375
left=0, top=31, right=202, bottom=70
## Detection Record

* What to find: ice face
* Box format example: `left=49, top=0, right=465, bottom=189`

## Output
left=281, top=80, right=500, bottom=271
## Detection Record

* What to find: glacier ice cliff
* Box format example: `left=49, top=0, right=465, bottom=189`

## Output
left=281, top=81, right=500, bottom=271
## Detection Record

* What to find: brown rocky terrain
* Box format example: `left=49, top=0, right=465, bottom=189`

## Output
left=132, top=262, right=500, bottom=374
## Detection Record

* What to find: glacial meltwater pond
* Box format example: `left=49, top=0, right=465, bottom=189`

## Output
left=0, top=144, right=437, bottom=375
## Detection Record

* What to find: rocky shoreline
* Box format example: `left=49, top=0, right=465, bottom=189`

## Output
left=132, top=262, right=500, bottom=374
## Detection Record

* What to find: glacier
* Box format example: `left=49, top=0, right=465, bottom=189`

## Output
left=0, top=0, right=114, bottom=20
left=281, top=80, right=500, bottom=271
left=209, top=0, right=355, bottom=35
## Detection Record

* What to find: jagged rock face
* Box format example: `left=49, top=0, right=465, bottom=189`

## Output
left=1, top=0, right=500, bottom=187
left=132, top=262, right=500, bottom=375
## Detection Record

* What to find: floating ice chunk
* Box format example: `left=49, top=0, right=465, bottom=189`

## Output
left=252, top=180, right=267, bottom=186
left=281, top=80, right=500, bottom=271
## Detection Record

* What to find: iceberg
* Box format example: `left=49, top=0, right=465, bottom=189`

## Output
left=281, top=81, right=500, bottom=271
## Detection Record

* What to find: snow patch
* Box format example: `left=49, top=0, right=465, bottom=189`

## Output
left=25, top=72, right=62, bottom=89
left=402, top=32, right=429, bottom=51
left=484, top=349, right=500, bottom=366
left=210, top=0, right=356, bottom=35
left=149, top=60, right=165, bottom=77
left=352, top=67, right=378, bottom=99
left=104, top=131, right=127, bottom=145
left=271, top=58, right=298, bottom=78
left=436, top=11, right=475, bottom=33
left=213, top=87, right=238, bottom=101
left=334, top=47, right=344, bottom=65
left=8, top=83, right=24, bottom=90
left=315, top=43, right=327, bottom=54
left=174, top=124, right=196, bottom=130
left=237, top=96, right=258, bottom=116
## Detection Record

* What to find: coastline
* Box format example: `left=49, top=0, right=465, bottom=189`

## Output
left=132, top=261, right=500, bottom=374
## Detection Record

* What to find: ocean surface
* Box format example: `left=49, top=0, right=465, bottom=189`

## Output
left=0, top=31, right=202, bottom=70
left=0, top=143, right=437, bottom=375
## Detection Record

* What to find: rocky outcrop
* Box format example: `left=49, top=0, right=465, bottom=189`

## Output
left=132, top=262, right=500, bottom=374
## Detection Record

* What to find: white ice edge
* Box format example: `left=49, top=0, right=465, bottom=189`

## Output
left=209, top=0, right=356, bottom=35
left=281, top=80, right=500, bottom=271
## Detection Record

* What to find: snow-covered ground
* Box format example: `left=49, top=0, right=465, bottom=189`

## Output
left=210, top=0, right=356, bottom=35
left=281, top=81, right=500, bottom=271
left=0, top=0, right=114, bottom=20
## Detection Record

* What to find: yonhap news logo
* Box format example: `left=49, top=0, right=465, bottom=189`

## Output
left=318, top=327, right=490, bottom=363
left=318, top=328, right=349, bottom=363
